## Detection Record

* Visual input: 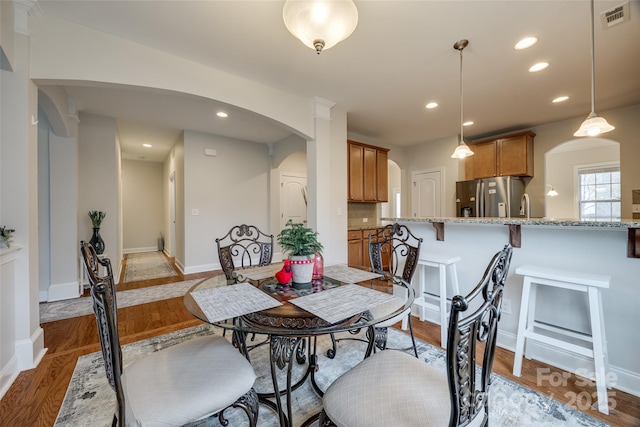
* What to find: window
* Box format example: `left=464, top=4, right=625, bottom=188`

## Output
left=578, top=166, right=620, bottom=221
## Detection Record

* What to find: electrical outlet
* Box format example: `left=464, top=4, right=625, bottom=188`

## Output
left=362, top=217, right=368, bottom=223
left=502, top=298, right=512, bottom=315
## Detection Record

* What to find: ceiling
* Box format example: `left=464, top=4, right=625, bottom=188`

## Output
left=35, top=1, right=640, bottom=162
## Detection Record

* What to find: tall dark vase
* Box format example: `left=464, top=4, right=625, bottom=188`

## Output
left=90, top=227, right=105, bottom=255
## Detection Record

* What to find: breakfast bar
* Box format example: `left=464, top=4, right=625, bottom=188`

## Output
left=383, top=216, right=640, bottom=398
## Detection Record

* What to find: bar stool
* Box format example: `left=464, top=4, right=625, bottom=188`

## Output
left=413, top=253, right=461, bottom=348
left=513, top=265, right=611, bottom=414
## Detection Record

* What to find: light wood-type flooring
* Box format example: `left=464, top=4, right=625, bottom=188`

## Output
left=1, top=254, right=638, bottom=426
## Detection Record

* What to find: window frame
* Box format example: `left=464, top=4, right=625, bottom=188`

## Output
left=574, top=162, right=621, bottom=221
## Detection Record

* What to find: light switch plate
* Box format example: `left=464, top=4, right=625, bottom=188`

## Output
left=191, top=209, right=199, bottom=215
left=633, top=204, right=640, bottom=213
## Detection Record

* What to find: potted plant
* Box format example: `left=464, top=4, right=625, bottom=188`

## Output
left=277, top=219, right=323, bottom=286
left=0, top=226, right=15, bottom=248
left=88, top=210, right=106, bottom=254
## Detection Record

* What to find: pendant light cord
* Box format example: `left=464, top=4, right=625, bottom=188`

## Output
left=590, top=0, right=595, bottom=114
left=459, top=45, right=464, bottom=142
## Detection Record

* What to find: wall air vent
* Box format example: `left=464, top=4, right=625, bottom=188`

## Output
left=600, top=1, right=629, bottom=29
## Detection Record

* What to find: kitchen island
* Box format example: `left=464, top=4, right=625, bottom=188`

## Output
left=382, top=216, right=640, bottom=398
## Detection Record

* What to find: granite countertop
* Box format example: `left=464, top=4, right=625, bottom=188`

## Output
left=347, top=224, right=384, bottom=231
left=381, top=217, right=640, bottom=229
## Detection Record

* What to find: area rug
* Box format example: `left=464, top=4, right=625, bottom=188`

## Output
left=55, top=326, right=611, bottom=427
left=39, top=280, right=200, bottom=323
left=123, top=251, right=178, bottom=282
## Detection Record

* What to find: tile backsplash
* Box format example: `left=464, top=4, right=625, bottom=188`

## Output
left=348, top=203, right=381, bottom=227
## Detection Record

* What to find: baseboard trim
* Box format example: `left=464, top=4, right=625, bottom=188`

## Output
left=0, top=356, right=19, bottom=400
left=123, top=246, right=158, bottom=254
left=183, top=262, right=218, bottom=275
left=47, top=280, right=81, bottom=301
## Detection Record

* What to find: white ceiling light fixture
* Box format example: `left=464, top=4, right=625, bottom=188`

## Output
left=574, top=0, right=615, bottom=137
left=552, top=96, right=569, bottom=103
left=546, top=185, right=559, bottom=197
left=425, top=102, right=438, bottom=109
left=451, top=39, right=474, bottom=159
left=283, top=0, right=358, bottom=54
left=216, top=112, right=228, bottom=118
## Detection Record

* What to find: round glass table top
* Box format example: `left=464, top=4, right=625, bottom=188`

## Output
left=183, top=271, right=414, bottom=337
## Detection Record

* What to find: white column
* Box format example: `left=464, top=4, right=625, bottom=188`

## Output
left=306, top=98, right=348, bottom=266
left=0, top=3, right=46, bottom=372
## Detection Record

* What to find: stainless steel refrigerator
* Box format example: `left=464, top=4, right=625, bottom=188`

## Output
left=456, top=176, right=526, bottom=218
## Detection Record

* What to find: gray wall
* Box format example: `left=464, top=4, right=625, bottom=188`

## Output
left=122, top=160, right=164, bottom=252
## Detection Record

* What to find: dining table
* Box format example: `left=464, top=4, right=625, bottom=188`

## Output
left=183, top=263, right=415, bottom=427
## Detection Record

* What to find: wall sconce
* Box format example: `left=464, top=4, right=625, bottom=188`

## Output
left=546, top=185, right=559, bottom=197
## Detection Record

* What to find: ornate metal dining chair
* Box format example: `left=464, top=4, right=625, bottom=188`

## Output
left=328, top=223, right=422, bottom=359
left=365, top=223, right=422, bottom=356
left=80, top=241, right=259, bottom=427
left=216, top=224, right=274, bottom=283
left=320, top=244, right=513, bottom=427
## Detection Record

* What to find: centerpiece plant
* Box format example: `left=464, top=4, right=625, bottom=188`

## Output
left=277, top=219, right=323, bottom=286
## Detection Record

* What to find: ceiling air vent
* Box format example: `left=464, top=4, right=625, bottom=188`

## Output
left=600, top=1, right=630, bottom=29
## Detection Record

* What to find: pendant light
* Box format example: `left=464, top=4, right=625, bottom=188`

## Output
left=451, top=39, right=474, bottom=159
left=574, top=0, right=615, bottom=137
left=283, top=0, right=358, bottom=54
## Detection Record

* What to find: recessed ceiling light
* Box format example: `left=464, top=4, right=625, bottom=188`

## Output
left=528, top=62, right=549, bottom=72
left=425, top=102, right=438, bottom=109
left=463, top=121, right=474, bottom=126
left=143, top=143, right=152, bottom=148
left=552, top=96, right=569, bottom=103
left=216, top=112, right=228, bottom=118
left=514, top=37, right=538, bottom=50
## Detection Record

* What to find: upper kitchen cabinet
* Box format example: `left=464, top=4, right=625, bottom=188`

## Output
left=348, top=140, right=389, bottom=202
left=464, top=131, right=535, bottom=180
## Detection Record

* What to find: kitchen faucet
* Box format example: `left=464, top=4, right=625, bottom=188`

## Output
left=520, top=193, right=530, bottom=219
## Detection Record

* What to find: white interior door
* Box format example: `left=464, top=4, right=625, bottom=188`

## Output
left=411, top=169, right=443, bottom=217
left=281, top=173, right=307, bottom=230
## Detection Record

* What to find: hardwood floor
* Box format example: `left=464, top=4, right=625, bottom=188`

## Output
left=1, top=255, right=639, bottom=426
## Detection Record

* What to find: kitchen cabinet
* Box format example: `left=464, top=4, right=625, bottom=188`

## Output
left=464, top=131, right=535, bottom=180
left=347, top=228, right=380, bottom=268
left=348, top=140, right=389, bottom=202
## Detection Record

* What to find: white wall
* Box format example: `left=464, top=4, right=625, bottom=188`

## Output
left=546, top=140, right=619, bottom=219
left=77, top=113, right=121, bottom=273
left=122, top=160, right=164, bottom=253
left=181, top=131, right=271, bottom=273
left=405, top=135, right=462, bottom=217
left=526, top=104, right=640, bottom=219
left=29, top=16, right=315, bottom=142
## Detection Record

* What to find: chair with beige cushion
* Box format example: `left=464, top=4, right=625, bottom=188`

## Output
left=320, top=244, right=513, bottom=427
left=216, top=224, right=274, bottom=283
left=80, top=241, right=259, bottom=427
